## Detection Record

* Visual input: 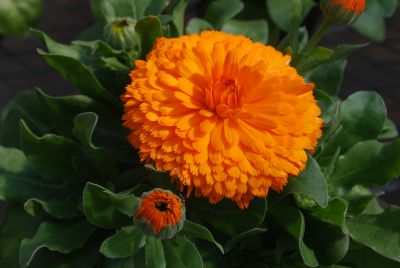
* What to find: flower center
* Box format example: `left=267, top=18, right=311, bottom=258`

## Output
left=155, top=201, right=169, bottom=212
left=206, top=78, right=242, bottom=118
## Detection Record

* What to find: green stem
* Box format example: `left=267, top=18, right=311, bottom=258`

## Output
left=293, top=18, right=332, bottom=67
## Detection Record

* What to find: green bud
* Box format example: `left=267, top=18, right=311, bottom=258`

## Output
left=104, top=17, right=136, bottom=50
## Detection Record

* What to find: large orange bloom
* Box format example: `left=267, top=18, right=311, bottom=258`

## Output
left=331, top=0, right=365, bottom=14
left=122, top=31, right=322, bottom=208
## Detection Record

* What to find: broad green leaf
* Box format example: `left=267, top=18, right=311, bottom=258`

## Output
left=308, top=198, right=347, bottom=227
left=379, top=118, right=398, bottom=139
left=0, top=90, right=50, bottom=148
left=104, top=249, right=146, bottom=268
left=329, top=140, right=400, bottom=187
left=73, top=112, right=119, bottom=180
left=325, top=91, right=387, bottom=154
left=38, top=53, right=120, bottom=107
left=308, top=60, right=347, bottom=96
left=300, top=44, right=366, bottom=73
left=266, top=0, right=310, bottom=32
left=345, top=206, right=400, bottom=262
left=221, top=19, right=269, bottom=43
left=305, top=219, right=349, bottom=266
left=182, top=220, right=224, bottom=254
left=135, top=16, right=163, bottom=59
left=204, top=0, right=244, bottom=28
left=269, top=205, right=318, bottom=267
left=35, top=90, right=136, bottom=165
left=90, top=0, right=167, bottom=22
left=20, top=120, right=85, bottom=181
left=100, top=226, right=146, bottom=258
left=0, top=146, right=81, bottom=202
left=352, top=0, right=397, bottom=42
left=0, top=0, right=42, bottom=36
left=344, top=243, right=400, bottom=268
left=26, top=235, right=101, bottom=268
left=163, top=235, right=203, bottom=268
left=146, top=237, right=166, bottom=268
left=83, top=182, right=138, bottom=229
left=23, top=198, right=79, bottom=219
left=340, top=185, right=383, bottom=216
left=190, top=197, right=267, bottom=236
left=0, top=205, right=41, bottom=267
left=224, top=228, right=267, bottom=253
left=185, top=18, right=214, bottom=34
left=283, top=155, right=328, bottom=208
left=171, top=0, right=189, bottom=36
left=19, top=220, right=96, bottom=268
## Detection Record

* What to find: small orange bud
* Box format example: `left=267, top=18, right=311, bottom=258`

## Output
left=320, top=0, right=366, bottom=24
left=133, top=188, right=185, bottom=239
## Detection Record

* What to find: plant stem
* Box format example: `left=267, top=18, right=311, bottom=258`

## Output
left=293, top=18, right=332, bottom=67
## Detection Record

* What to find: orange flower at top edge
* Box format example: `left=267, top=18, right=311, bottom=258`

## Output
left=321, top=0, right=366, bottom=24
left=134, top=189, right=185, bottom=239
left=122, top=31, right=323, bottom=209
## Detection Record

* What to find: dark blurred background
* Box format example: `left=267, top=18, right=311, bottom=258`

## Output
left=0, top=0, right=399, bottom=221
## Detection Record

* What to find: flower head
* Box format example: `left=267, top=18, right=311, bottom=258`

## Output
left=122, top=31, right=322, bottom=208
left=321, top=0, right=366, bottom=24
left=133, top=188, right=185, bottom=239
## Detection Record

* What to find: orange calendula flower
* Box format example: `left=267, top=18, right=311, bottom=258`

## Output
left=133, top=188, right=185, bottom=239
left=122, top=31, right=322, bottom=209
left=321, top=0, right=366, bottom=24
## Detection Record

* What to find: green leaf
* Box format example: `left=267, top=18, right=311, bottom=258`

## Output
left=19, top=220, right=96, bottom=268
left=0, top=90, right=51, bottom=148
left=267, top=0, right=309, bottom=32
left=344, top=243, right=400, bottom=268
left=135, top=16, right=163, bottom=59
left=308, top=198, right=347, bottom=227
left=341, top=186, right=383, bottom=216
left=90, top=0, right=167, bottom=22
left=221, top=19, right=269, bottom=43
left=329, top=140, right=400, bottom=187
left=104, top=249, right=146, bottom=267
left=26, top=234, right=101, bottom=268
left=23, top=198, right=79, bottom=219
left=190, top=197, right=267, bottom=236
left=0, top=146, right=81, bottom=202
left=146, top=237, right=166, bottom=268
left=345, top=206, right=400, bottom=262
left=269, top=205, right=318, bottom=267
left=72, top=112, right=119, bottom=180
left=0, top=205, right=41, bottom=267
left=308, top=60, right=347, bottom=96
left=224, top=228, right=267, bottom=253
left=83, top=182, right=138, bottom=229
left=0, top=0, right=42, bottom=36
left=283, top=155, right=328, bottom=208
left=305, top=219, right=349, bottom=266
left=20, top=120, right=85, bottom=181
left=379, top=118, right=398, bottom=139
left=185, top=18, right=214, bottom=34
left=35, top=90, right=136, bottom=165
left=182, top=220, right=224, bottom=254
left=325, top=91, right=387, bottom=154
left=170, top=0, right=189, bottom=36
left=38, top=53, right=120, bottom=106
left=351, top=0, right=397, bottom=42
left=100, top=226, right=146, bottom=258
left=205, top=0, right=244, bottom=28
left=163, top=235, right=203, bottom=268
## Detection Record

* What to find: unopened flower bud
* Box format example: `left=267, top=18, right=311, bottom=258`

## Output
left=103, top=17, right=136, bottom=50
left=320, top=0, right=366, bottom=25
left=133, top=188, right=185, bottom=239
